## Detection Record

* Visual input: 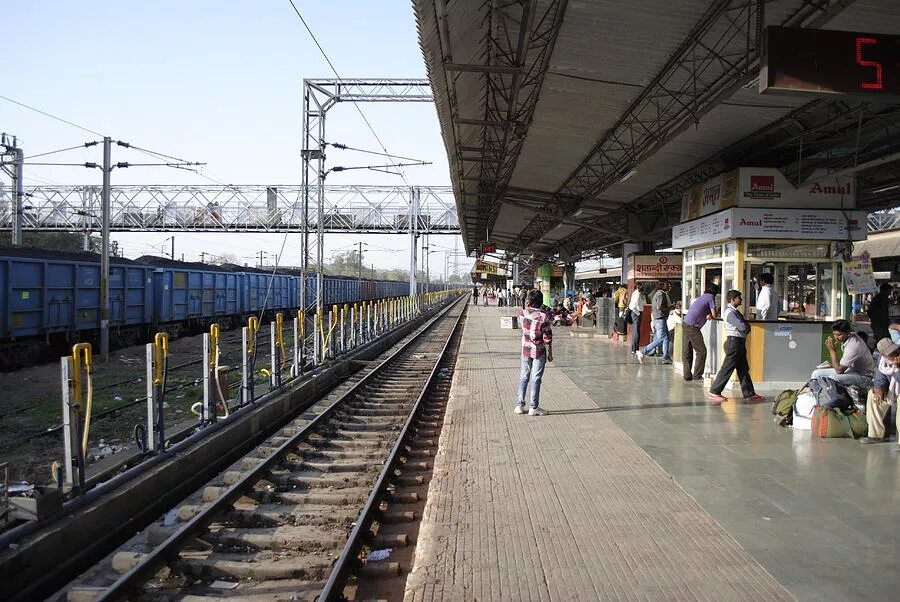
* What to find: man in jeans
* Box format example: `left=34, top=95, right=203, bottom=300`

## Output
left=810, top=319, right=874, bottom=388
left=635, top=280, right=672, bottom=364
left=707, top=290, right=766, bottom=404
left=628, top=284, right=646, bottom=354
left=515, top=289, right=553, bottom=416
left=682, top=285, right=718, bottom=381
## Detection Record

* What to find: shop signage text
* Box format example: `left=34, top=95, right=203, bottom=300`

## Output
left=627, top=254, right=683, bottom=280
left=672, top=207, right=867, bottom=248
left=680, top=167, right=855, bottom=222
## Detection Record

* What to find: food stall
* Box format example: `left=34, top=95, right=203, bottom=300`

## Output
left=626, top=253, right=682, bottom=347
left=671, top=167, right=867, bottom=390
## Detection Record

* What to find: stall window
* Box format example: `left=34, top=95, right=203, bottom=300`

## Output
left=723, top=260, right=735, bottom=296
left=817, top=263, right=834, bottom=318
left=694, top=266, right=702, bottom=305
left=783, top=263, right=817, bottom=317
left=746, top=242, right=829, bottom=259
left=684, top=265, right=694, bottom=306
left=724, top=242, right=736, bottom=257
left=695, top=245, right=723, bottom=261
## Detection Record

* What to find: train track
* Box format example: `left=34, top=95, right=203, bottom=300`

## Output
left=58, top=296, right=466, bottom=601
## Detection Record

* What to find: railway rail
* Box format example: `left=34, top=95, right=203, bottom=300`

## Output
left=34, top=295, right=466, bottom=601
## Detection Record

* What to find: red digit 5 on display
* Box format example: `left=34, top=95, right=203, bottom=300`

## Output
left=855, top=36, right=883, bottom=90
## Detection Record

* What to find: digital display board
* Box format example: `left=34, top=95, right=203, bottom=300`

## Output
left=761, top=26, right=900, bottom=97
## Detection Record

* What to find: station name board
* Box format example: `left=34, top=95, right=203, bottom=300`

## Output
left=626, top=254, right=683, bottom=281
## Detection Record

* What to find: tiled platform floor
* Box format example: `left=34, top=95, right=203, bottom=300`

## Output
left=403, top=306, right=900, bottom=601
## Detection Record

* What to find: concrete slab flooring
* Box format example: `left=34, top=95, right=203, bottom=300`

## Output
left=407, top=306, right=870, bottom=601
left=558, top=322, right=900, bottom=602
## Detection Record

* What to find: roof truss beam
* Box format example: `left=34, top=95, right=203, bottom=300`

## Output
left=512, top=0, right=856, bottom=253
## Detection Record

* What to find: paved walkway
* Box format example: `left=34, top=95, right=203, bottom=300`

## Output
left=406, top=307, right=794, bottom=601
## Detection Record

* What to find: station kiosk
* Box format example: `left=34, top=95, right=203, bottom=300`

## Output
left=626, top=253, right=682, bottom=347
left=672, top=167, right=867, bottom=390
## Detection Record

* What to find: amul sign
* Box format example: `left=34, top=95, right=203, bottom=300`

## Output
left=681, top=167, right=855, bottom=223
left=627, top=254, right=683, bottom=280
left=745, top=175, right=780, bottom=200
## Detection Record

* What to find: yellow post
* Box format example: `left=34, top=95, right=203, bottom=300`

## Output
left=247, top=316, right=259, bottom=355
left=275, top=312, right=285, bottom=368
left=153, top=333, right=168, bottom=387
left=71, top=343, right=93, bottom=406
left=71, top=342, right=94, bottom=455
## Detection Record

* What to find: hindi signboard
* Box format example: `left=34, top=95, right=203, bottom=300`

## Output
left=626, top=254, right=683, bottom=281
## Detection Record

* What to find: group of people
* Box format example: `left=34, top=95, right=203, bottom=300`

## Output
left=510, top=272, right=900, bottom=445
left=471, top=286, right=520, bottom=307
left=620, top=276, right=775, bottom=405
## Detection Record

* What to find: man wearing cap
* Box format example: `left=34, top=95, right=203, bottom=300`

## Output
left=860, top=337, right=900, bottom=445
left=810, top=319, right=875, bottom=389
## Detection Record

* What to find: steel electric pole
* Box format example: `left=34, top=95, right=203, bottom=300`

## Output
left=100, top=136, right=111, bottom=362
left=0, top=134, right=24, bottom=246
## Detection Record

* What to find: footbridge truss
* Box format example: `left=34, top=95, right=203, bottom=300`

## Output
left=0, top=184, right=459, bottom=234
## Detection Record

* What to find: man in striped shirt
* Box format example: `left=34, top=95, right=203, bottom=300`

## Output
left=515, top=289, right=553, bottom=416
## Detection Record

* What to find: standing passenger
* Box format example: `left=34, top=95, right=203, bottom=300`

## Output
left=636, top=281, right=672, bottom=364
left=515, top=289, right=553, bottom=416
left=868, top=282, right=893, bottom=344
left=472, top=285, right=479, bottom=306
left=613, top=283, right=628, bottom=318
left=682, top=285, right=719, bottom=381
left=628, top=285, right=646, bottom=355
left=707, top=290, right=765, bottom=404
left=754, top=273, right=778, bottom=320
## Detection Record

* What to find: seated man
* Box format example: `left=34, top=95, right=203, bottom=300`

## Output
left=552, top=303, right=571, bottom=326
left=811, top=319, right=875, bottom=389
left=579, top=296, right=596, bottom=326
left=860, top=337, right=900, bottom=445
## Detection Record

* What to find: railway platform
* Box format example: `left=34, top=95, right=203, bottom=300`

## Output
left=406, top=306, right=900, bottom=602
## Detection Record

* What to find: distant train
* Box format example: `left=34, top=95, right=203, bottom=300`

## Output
left=0, top=247, right=453, bottom=368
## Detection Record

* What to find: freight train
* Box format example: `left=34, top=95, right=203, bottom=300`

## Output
left=0, top=247, right=452, bottom=368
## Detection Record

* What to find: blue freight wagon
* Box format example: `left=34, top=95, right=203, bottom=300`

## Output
left=152, top=267, right=240, bottom=335
left=239, top=272, right=295, bottom=315
left=0, top=251, right=153, bottom=366
left=0, top=247, right=447, bottom=369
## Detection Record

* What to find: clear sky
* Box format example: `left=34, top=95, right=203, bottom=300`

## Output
left=1, top=1, right=470, bottom=276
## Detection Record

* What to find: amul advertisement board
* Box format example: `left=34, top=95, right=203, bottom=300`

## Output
left=673, top=207, right=867, bottom=248
left=680, top=167, right=855, bottom=222
left=626, top=254, right=683, bottom=280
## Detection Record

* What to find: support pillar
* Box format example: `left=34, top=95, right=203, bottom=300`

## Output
left=621, top=242, right=639, bottom=285
left=537, top=263, right=553, bottom=307
left=563, top=263, right=576, bottom=294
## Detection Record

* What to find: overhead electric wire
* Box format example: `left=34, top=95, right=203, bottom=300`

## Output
left=19, top=162, right=99, bottom=167
left=0, top=94, right=105, bottom=137
left=286, top=0, right=410, bottom=184
left=327, top=141, right=426, bottom=163
left=118, top=141, right=193, bottom=164
left=327, top=161, right=431, bottom=176
left=22, top=142, right=99, bottom=161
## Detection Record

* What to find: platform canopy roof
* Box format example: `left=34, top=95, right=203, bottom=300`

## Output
left=414, top=0, right=900, bottom=261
